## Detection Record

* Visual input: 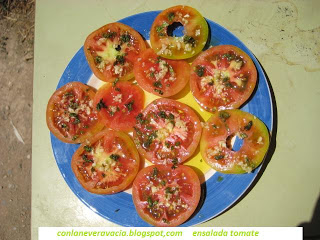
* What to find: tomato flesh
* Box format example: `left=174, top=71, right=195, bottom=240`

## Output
left=71, top=129, right=140, bottom=194
left=132, top=164, right=200, bottom=226
left=134, top=49, right=190, bottom=97
left=200, top=109, right=270, bottom=174
left=46, top=82, right=104, bottom=143
left=150, top=5, right=209, bottom=59
left=133, top=98, right=202, bottom=165
left=190, top=45, right=257, bottom=112
left=93, top=81, right=145, bottom=132
left=84, top=22, right=147, bottom=82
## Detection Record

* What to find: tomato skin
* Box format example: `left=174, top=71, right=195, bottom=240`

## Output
left=200, top=109, right=270, bottom=174
left=84, top=22, right=147, bottom=82
left=132, top=164, right=201, bottom=226
left=93, top=81, right=145, bottom=132
left=190, top=45, right=257, bottom=112
left=133, top=48, right=190, bottom=97
left=133, top=98, right=202, bottom=165
left=150, top=5, right=209, bottom=59
left=46, top=82, right=104, bottom=144
left=72, top=128, right=140, bottom=194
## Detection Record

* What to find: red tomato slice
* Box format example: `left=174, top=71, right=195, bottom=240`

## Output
left=132, top=164, right=201, bottom=226
left=133, top=98, right=202, bottom=165
left=150, top=5, right=209, bottom=59
left=190, top=45, right=257, bottom=112
left=200, top=109, right=270, bottom=174
left=93, top=81, right=145, bottom=132
left=84, top=22, right=147, bottom=82
left=46, top=82, right=104, bottom=143
left=133, top=49, right=190, bottom=97
left=71, top=129, right=140, bottom=194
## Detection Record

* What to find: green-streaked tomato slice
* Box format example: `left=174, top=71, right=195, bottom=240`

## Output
left=150, top=5, right=209, bottom=60
left=200, top=109, right=270, bottom=174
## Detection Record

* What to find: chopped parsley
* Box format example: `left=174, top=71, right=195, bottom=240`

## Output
left=96, top=99, right=107, bottom=111
left=153, top=81, right=163, bottom=88
left=171, top=158, right=178, bottom=169
left=114, top=54, right=125, bottom=65
left=154, top=88, right=164, bottom=95
left=152, top=167, right=159, bottom=178
left=160, top=180, right=166, bottom=186
left=219, top=111, right=230, bottom=122
left=120, top=34, right=130, bottom=44
left=136, top=113, right=146, bottom=124
left=195, top=65, right=205, bottom=77
left=158, top=111, right=167, bottom=119
left=72, top=135, right=78, bottom=141
left=84, top=145, right=92, bottom=152
left=222, top=53, right=235, bottom=61
left=102, top=31, right=116, bottom=39
left=147, top=196, right=158, bottom=208
left=95, top=56, right=103, bottom=64
left=110, top=154, right=120, bottom=161
left=217, top=176, right=224, bottom=182
left=214, top=154, right=224, bottom=160
left=112, top=78, right=119, bottom=87
left=244, top=121, right=253, bottom=131
left=64, top=92, right=73, bottom=97
left=82, top=154, right=93, bottom=163
left=239, top=132, right=248, bottom=139
left=125, top=101, right=134, bottom=112
left=183, top=35, right=195, bottom=46
left=168, top=12, right=175, bottom=21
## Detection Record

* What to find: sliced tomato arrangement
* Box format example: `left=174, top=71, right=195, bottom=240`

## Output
left=84, top=22, right=147, bottom=82
left=133, top=98, right=202, bottom=165
left=93, top=81, right=145, bottom=132
left=133, top=49, right=190, bottom=97
left=46, top=82, right=104, bottom=143
left=71, top=129, right=140, bottom=194
left=132, top=164, right=200, bottom=226
left=150, top=5, right=208, bottom=59
left=190, top=45, right=257, bottom=112
left=200, top=109, right=270, bottom=174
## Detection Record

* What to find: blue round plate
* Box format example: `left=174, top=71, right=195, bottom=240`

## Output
left=51, top=11, right=273, bottom=226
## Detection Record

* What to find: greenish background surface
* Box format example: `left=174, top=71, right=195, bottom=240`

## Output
left=32, top=0, right=320, bottom=239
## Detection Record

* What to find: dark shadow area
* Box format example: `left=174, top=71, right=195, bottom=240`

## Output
left=298, top=193, right=320, bottom=239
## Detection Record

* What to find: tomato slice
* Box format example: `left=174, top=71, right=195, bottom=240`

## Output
left=71, top=129, right=140, bottom=194
left=133, top=48, right=190, bottom=97
left=46, top=82, right=104, bottom=143
left=132, top=164, right=200, bottom=226
left=84, top=22, right=147, bottom=82
left=150, top=5, right=209, bottom=59
left=190, top=45, right=257, bottom=112
left=133, top=98, right=202, bottom=165
left=200, top=109, right=270, bottom=174
left=93, top=81, right=145, bottom=132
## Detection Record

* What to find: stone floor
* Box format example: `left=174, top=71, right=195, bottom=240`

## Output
left=0, top=1, right=34, bottom=239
